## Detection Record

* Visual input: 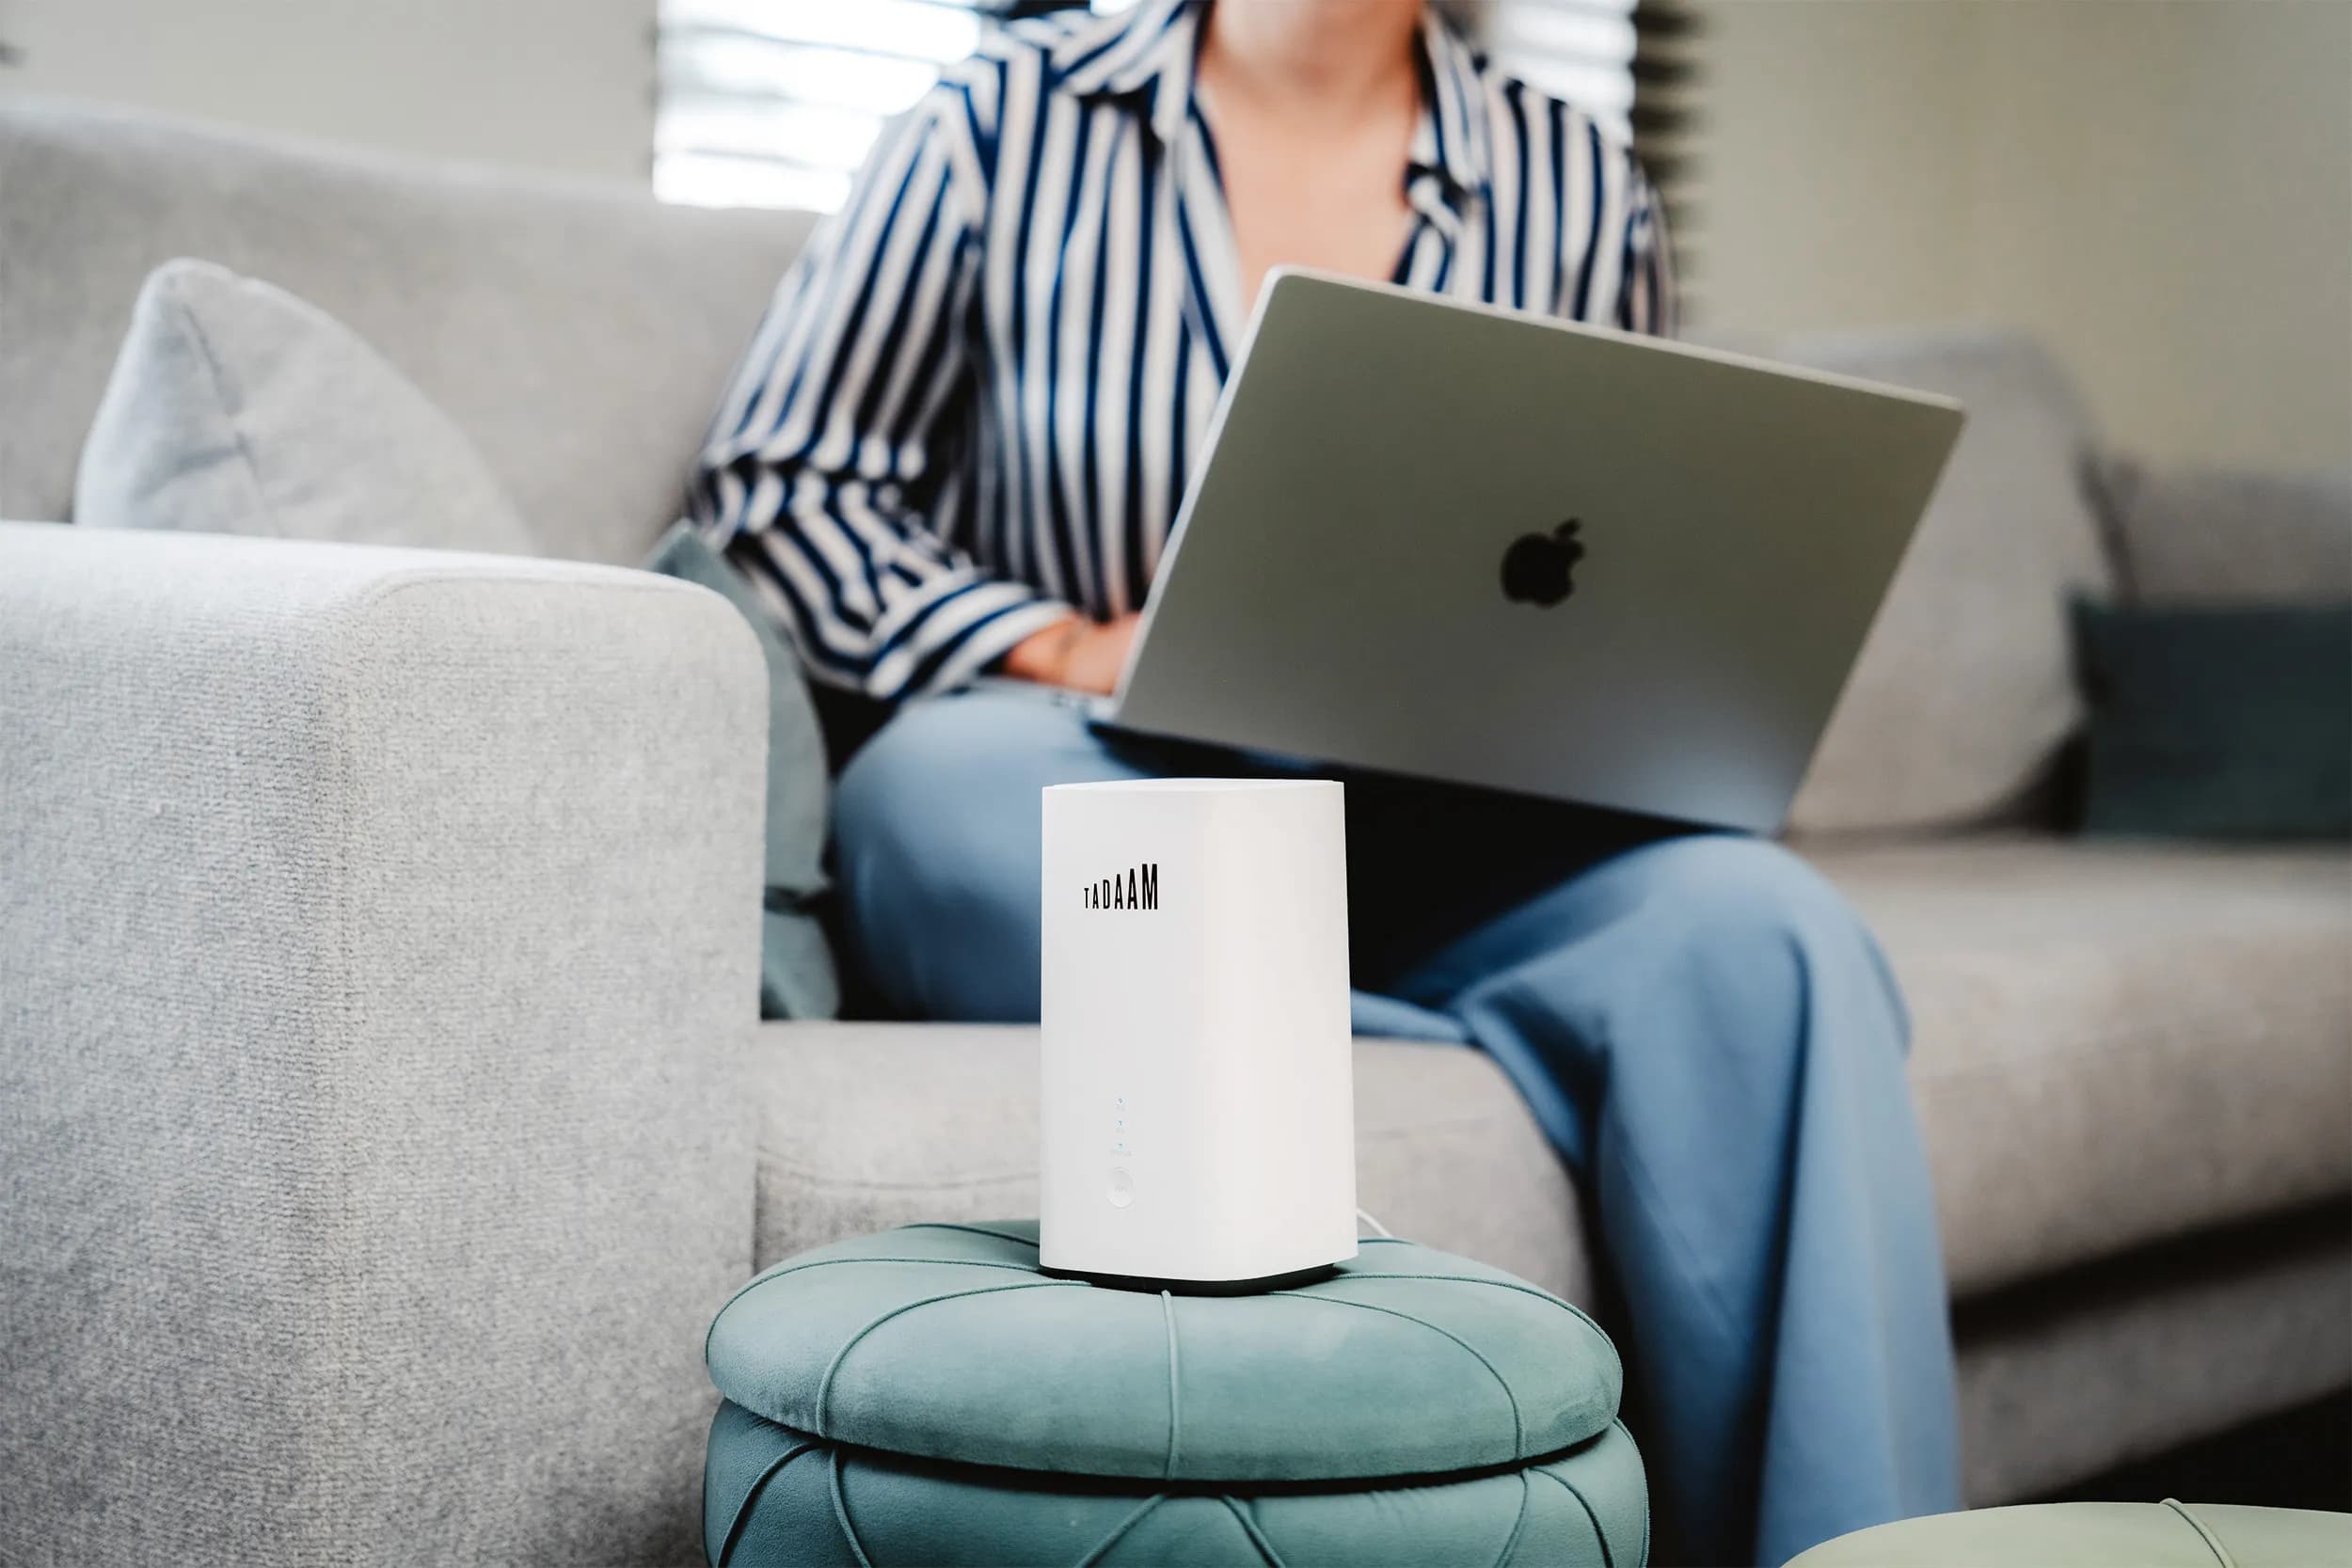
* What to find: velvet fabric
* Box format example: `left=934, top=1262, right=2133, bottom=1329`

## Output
left=705, top=1401, right=1646, bottom=1568
left=1788, top=1501, right=2352, bottom=1568
left=706, top=1223, right=1625, bottom=1483
left=703, top=1222, right=1645, bottom=1566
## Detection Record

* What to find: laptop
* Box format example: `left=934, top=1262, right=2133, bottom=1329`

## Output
left=1095, top=267, right=1965, bottom=834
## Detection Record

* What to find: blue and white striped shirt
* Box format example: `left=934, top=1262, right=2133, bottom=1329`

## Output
left=691, top=0, right=1676, bottom=700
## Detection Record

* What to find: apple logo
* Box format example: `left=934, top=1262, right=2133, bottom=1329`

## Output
left=1501, top=518, right=1586, bottom=607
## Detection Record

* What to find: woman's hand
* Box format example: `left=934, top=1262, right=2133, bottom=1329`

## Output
left=1001, top=611, right=1142, bottom=694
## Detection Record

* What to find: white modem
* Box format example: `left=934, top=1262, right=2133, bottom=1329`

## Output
left=1040, top=778, right=1358, bottom=1286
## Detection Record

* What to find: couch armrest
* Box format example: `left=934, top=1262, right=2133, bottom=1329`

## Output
left=0, top=523, right=766, bottom=1566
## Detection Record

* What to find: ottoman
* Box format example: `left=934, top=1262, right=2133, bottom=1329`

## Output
left=1788, top=1501, right=2352, bottom=1566
left=703, top=1222, right=1646, bottom=1566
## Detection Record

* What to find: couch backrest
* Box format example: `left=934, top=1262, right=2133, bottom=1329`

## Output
left=0, top=98, right=815, bottom=565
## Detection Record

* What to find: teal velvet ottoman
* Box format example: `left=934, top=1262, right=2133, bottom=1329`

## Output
left=703, top=1222, right=1646, bottom=1566
left=1788, top=1501, right=2352, bottom=1566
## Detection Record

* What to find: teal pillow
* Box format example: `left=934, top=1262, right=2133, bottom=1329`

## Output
left=646, top=522, right=838, bottom=1018
left=2073, top=597, right=2351, bottom=840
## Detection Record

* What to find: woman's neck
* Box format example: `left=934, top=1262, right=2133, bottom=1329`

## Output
left=1199, top=0, right=1423, bottom=123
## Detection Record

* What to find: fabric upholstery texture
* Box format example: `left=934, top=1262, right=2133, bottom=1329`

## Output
left=0, top=522, right=769, bottom=1566
left=1787, top=1500, right=2352, bottom=1567
left=753, top=1026, right=1594, bottom=1303
left=0, top=96, right=811, bottom=563
left=752, top=839, right=2351, bottom=1305
left=703, top=1400, right=1647, bottom=1568
left=746, top=1031, right=2352, bottom=1511
left=1951, top=1207, right=2352, bottom=1507
left=2072, top=600, right=2351, bottom=840
left=74, top=258, right=536, bottom=554
left=646, top=521, right=839, bottom=1018
left=707, top=1224, right=1623, bottom=1483
left=1778, top=328, right=2114, bottom=833
left=2099, top=457, right=2352, bottom=604
left=1827, top=837, right=2352, bottom=1294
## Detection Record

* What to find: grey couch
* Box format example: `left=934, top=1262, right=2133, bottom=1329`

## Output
left=4, top=99, right=2347, bottom=1567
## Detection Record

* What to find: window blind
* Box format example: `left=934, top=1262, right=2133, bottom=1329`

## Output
left=655, top=0, right=1009, bottom=213
left=653, top=0, right=1689, bottom=290
left=1460, top=0, right=1703, bottom=302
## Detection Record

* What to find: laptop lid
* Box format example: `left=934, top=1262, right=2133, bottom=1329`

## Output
left=1104, top=268, right=1963, bottom=833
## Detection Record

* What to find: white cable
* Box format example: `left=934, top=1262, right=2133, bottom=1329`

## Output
left=1356, top=1206, right=1392, bottom=1239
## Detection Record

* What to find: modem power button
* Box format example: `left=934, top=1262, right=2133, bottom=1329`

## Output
left=1107, top=1168, right=1135, bottom=1208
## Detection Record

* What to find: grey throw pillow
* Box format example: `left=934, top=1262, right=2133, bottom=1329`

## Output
left=73, top=258, right=536, bottom=554
left=1776, top=328, right=2114, bottom=835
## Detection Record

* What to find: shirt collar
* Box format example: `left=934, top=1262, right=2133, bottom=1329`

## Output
left=1407, top=7, right=1491, bottom=208
left=1057, top=0, right=1492, bottom=206
left=1056, top=0, right=1202, bottom=144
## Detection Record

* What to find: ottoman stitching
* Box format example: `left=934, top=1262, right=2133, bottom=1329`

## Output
left=1271, top=1292, right=1524, bottom=1458
left=1312, top=1273, right=1622, bottom=1388
left=768, top=1256, right=1047, bottom=1286
left=713, top=1438, right=819, bottom=1568
left=2161, top=1498, right=2239, bottom=1568
left=1219, top=1496, right=1287, bottom=1566
left=814, top=1278, right=1087, bottom=1435
left=1532, top=1464, right=1617, bottom=1568
left=829, top=1448, right=875, bottom=1568
left=1076, top=1494, right=1172, bottom=1567
left=1615, top=1420, right=1648, bottom=1567
left=1160, top=1291, right=1185, bottom=1479
left=1491, top=1472, right=1533, bottom=1568
left=901, top=1221, right=1044, bottom=1248
left=706, top=1257, right=1049, bottom=1365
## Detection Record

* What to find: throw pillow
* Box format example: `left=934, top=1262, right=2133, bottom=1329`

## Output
left=645, top=522, right=840, bottom=1020
left=2073, top=597, right=2352, bottom=840
left=72, top=257, right=537, bottom=554
left=1777, top=328, right=2114, bottom=835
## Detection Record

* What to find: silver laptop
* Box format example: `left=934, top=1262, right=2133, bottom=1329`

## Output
left=1098, top=268, right=1964, bottom=834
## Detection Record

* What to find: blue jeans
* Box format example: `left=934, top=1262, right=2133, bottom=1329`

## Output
left=833, top=685, right=1960, bottom=1565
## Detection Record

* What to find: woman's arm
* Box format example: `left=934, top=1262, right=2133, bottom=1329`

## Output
left=689, top=78, right=1073, bottom=701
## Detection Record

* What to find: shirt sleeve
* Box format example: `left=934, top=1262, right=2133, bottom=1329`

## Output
left=1615, top=160, right=1678, bottom=339
left=688, top=79, right=1073, bottom=702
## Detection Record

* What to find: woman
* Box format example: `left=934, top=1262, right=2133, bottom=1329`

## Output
left=691, top=2, right=1958, bottom=1560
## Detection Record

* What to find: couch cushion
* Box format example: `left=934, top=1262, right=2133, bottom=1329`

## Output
left=751, top=1025, right=1592, bottom=1303
left=754, top=841, right=2351, bottom=1304
left=75, top=259, right=536, bottom=555
left=1815, top=837, right=2352, bottom=1292
left=1951, top=1208, right=2352, bottom=1505
left=1777, top=328, right=2114, bottom=834
left=1, top=97, right=811, bottom=564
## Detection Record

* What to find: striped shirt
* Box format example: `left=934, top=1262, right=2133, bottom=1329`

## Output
left=690, top=0, right=1676, bottom=701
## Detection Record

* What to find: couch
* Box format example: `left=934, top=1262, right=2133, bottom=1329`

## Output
left=3, top=99, right=2346, bottom=1566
